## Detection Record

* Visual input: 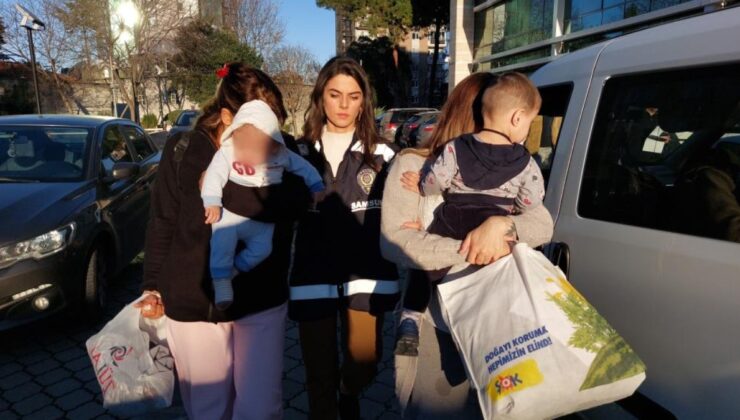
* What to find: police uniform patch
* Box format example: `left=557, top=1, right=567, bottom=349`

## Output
left=357, top=168, right=376, bottom=194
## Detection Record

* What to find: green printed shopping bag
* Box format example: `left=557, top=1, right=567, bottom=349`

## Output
left=437, top=243, right=646, bottom=419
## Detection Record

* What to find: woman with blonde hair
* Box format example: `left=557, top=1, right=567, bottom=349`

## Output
left=381, top=72, right=554, bottom=418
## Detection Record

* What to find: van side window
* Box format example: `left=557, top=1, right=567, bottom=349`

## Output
left=529, top=83, right=573, bottom=186
left=579, top=63, right=740, bottom=243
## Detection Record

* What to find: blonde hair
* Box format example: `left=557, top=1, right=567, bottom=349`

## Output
left=407, top=72, right=498, bottom=157
left=481, top=72, right=541, bottom=118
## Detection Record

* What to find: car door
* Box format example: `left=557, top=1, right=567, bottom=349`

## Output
left=97, top=123, right=143, bottom=269
left=552, top=25, right=740, bottom=419
left=117, top=124, right=159, bottom=263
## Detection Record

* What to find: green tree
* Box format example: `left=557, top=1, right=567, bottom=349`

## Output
left=171, top=19, right=262, bottom=106
left=318, top=0, right=412, bottom=68
left=411, top=0, right=449, bottom=106
left=347, top=36, right=411, bottom=108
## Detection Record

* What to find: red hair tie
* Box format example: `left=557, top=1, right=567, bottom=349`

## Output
left=216, top=63, right=229, bottom=79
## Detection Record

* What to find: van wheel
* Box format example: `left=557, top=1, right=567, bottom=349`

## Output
left=83, top=244, right=109, bottom=320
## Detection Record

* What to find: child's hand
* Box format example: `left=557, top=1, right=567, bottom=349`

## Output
left=205, top=206, right=222, bottom=224
left=401, top=171, right=421, bottom=194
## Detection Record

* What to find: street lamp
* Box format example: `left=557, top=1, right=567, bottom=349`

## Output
left=111, top=0, right=141, bottom=122
left=154, top=64, right=166, bottom=129
left=102, top=66, right=119, bottom=117
left=16, top=3, right=45, bottom=114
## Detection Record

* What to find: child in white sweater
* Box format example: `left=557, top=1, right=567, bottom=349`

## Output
left=201, top=100, right=325, bottom=310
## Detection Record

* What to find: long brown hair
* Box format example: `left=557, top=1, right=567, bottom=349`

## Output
left=195, top=63, right=288, bottom=145
left=406, top=72, right=498, bottom=158
left=303, top=57, right=382, bottom=170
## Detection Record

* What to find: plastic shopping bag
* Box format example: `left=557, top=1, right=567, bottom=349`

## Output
left=85, top=298, right=175, bottom=417
left=437, top=243, right=646, bottom=419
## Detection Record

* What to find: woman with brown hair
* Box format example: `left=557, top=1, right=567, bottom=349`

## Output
left=137, top=63, right=310, bottom=419
left=381, top=72, right=554, bottom=418
left=289, top=57, right=398, bottom=419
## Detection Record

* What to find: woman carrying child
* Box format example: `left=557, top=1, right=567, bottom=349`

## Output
left=138, top=63, right=310, bottom=420
left=381, top=72, right=554, bottom=419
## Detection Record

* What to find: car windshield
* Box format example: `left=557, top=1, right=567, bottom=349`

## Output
left=0, top=126, right=91, bottom=182
left=405, top=115, right=422, bottom=125
left=391, top=111, right=416, bottom=123
left=176, top=112, right=198, bottom=127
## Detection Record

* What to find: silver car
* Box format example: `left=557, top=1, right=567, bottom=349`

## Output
left=528, top=7, right=740, bottom=418
left=378, top=108, right=436, bottom=142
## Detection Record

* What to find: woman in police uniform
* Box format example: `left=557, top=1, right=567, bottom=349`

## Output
left=290, top=57, right=398, bottom=420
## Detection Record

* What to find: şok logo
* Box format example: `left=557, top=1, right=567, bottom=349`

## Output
left=487, top=359, right=544, bottom=402
left=495, top=373, right=523, bottom=394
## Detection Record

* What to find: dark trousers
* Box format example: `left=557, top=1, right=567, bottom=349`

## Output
left=298, top=308, right=384, bottom=420
left=403, top=193, right=511, bottom=312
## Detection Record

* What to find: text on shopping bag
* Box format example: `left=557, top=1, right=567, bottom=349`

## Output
left=485, top=326, right=553, bottom=374
left=90, top=345, right=135, bottom=396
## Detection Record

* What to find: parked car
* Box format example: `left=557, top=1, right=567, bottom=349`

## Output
left=0, top=115, right=160, bottom=329
left=168, top=110, right=200, bottom=138
left=415, top=114, right=438, bottom=146
left=378, top=108, right=436, bottom=142
left=397, top=111, right=439, bottom=148
left=527, top=7, right=740, bottom=418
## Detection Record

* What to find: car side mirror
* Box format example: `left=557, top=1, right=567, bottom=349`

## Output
left=106, top=162, right=139, bottom=182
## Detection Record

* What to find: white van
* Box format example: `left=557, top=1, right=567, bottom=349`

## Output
left=528, top=6, right=740, bottom=419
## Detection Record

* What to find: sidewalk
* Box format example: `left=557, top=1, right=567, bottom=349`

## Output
left=0, top=260, right=401, bottom=419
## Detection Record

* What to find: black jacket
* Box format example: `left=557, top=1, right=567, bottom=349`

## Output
left=142, top=128, right=310, bottom=322
left=289, top=135, right=399, bottom=321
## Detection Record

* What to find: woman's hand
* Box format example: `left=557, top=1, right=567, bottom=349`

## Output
left=401, top=171, right=421, bottom=194
left=459, top=216, right=517, bottom=265
left=401, top=219, right=423, bottom=231
left=134, top=292, right=165, bottom=319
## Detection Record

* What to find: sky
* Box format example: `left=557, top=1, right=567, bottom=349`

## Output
left=278, top=0, right=336, bottom=65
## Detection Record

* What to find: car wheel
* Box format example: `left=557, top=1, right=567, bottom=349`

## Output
left=83, top=244, right=109, bottom=320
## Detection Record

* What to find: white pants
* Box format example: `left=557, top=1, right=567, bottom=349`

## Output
left=165, top=303, right=287, bottom=420
left=210, top=208, right=275, bottom=279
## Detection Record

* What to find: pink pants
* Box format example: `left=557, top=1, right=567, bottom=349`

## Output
left=165, top=303, right=287, bottom=420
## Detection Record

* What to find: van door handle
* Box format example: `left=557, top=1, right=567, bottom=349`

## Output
left=543, top=242, right=570, bottom=277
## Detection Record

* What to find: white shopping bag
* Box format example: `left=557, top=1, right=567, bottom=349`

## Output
left=86, top=298, right=175, bottom=417
left=437, top=243, right=646, bottom=420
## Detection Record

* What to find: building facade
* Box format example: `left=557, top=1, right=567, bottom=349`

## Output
left=335, top=15, right=450, bottom=106
left=449, top=0, right=729, bottom=87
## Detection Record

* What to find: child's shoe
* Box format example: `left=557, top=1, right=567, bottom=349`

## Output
left=394, top=317, right=420, bottom=357
left=213, top=278, right=234, bottom=310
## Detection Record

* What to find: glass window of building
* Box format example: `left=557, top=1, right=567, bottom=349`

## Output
left=565, top=0, right=692, bottom=33
left=474, top=0, right=553, bottom=60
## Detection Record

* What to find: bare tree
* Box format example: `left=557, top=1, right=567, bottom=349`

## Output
left=236, top=0, right=285, bottom=58
left=107, top=0, right=193, bottom=121
left=268, top=45, right=320, bottom=135
left=1, top=0, right=80, bottom=113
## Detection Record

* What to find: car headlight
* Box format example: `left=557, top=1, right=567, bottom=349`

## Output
left=0, top=223, right=76, bottom=269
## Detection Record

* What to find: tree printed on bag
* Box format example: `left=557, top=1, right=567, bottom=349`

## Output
left=546, top=276, right=646, bottom=390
